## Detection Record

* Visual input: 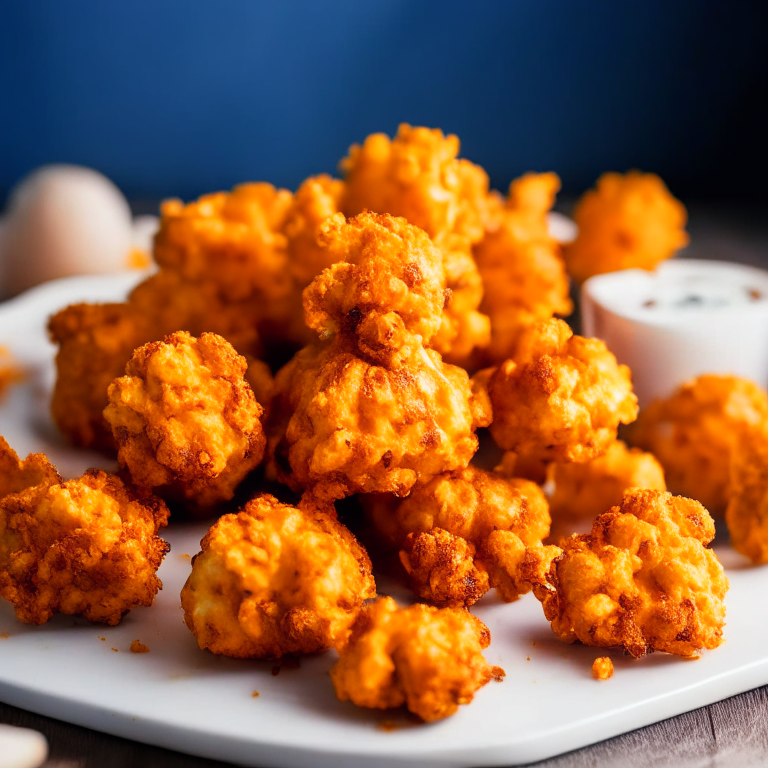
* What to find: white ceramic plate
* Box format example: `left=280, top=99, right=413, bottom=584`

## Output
left=0, top=274, right=766, bottom=768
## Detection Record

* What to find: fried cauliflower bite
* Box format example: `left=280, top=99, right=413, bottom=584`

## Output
left=268, top=339, right=489, bottom=501
left=480, top=319, right=638, bottom=463
left=0, top=469, right=169, bottom=625
left=154, top=183, right=300, bottom=343
left=181, top=493, right=375, bottom=658
left=392, top=467, right=558, bottom=607
left=104, top=332, right=265, bottom=512
left=725, top=428, right=768, bottom=564
left=474, top=173, right=573, bottom=364
left=629, top=375, right=768, bottom=515
left=547, top=440, right=666, bottom=533
left=330, top=596, right=502, bottom=722
left=304, top=212, right=447, bottom=367
left=0, top=437, right=61, bottom=501
left=535, top=489, right=727, bottom=658
left=563, top=171, right=689, bottom=283
left=48, top=302, right=157, bottom=452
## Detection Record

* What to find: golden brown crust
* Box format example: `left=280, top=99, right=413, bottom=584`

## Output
left=0, top=469, right=169, bottom=625
left=547, top=440, right=666, bottom=534
left=475, top=173, right=572, bottom=364
left=48, top=302, right=157, bottom=451
left=104, top=331, right=265, bottom=511
left=629, top=374, right=768, bottom=514
left=387, top=467, right=556, bottom=607
left=534, top=489, right=728, bottom=658
left=0, top=437, right=61, bottom=502
left=180, top=493, right=376, bottom=658
left=563, top=171, right=689, bottom=283
left=726, top=428, right=768, bottom=563
left=480, top=319, right=638, bottom=463
left=591, top=657, right=614, bottom=680
left=330, top=596, right=501, bottom=722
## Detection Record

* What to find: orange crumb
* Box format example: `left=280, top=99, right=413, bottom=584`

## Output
left=179, top=553, right=191, bottom=560
left=491, top=666, right=505, bottom=682
left=526, top=656, right=530, bottom=661
left=592, top=657, right=614, bottom=680
left=378, top=721, right=397, bottom=732
left=111, top=647, right=119, bottom=652
left=0, top=632, right=9, bottom=639
left=130, top=640, right=150, bottom=654
left=127, top=248, right=152, bottom=270
left=0, top=347, right=23, bottom=402
left=98, top=636, right=105, bottom=641
left=252, top=691, right=260, bottom=698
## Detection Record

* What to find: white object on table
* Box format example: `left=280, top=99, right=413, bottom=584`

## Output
left=581, top=259, right=768, bottom=408
left=0, top=272, right=767, bottom=768
left=0, top=725, right=47, bottom=768
left=0, top=165, right=146, bottom=297
left=547, top=211, right=577, bottom=244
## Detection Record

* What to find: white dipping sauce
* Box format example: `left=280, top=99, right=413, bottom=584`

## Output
left=582, top=259, right=768, bottom=407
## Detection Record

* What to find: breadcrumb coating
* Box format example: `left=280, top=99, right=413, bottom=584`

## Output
left=268, top=339, right=489, bottom=501
left=481, top=319, right=638, bottom=463
left=104, top=332, right=265, bottom=511
left=0, top=468, right=169, bottom=625
left=475, top=173, right=572, bottom=364
left=330, top=596, right=502, bottom=722
left=304, top=212, right=447, bottom=366
left=390, top=467, right=557, bottom=607
left=535, top=489, right=727, bottom=658
left=563, top=171, right=689, bottom=283
left=547, top=440, right=666, bottom=532
left=726, top=428, right=768, bottom=563
left=340, top=124, right=491, bottom=245
left=48, top=302, right=157, bottom=452
left=592, top=657, right=613, bottom=680
left=629, top=374, right=768, bottom=514
left=0, top=437, right=61, bottom=501
left=180, top=494, right=375, bottom=658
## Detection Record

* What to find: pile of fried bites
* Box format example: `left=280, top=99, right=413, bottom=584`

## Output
left=2, top=125, right=767, bottom=721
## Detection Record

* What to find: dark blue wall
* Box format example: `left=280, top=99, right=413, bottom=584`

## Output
left=1, top=0, right=766, bottom=202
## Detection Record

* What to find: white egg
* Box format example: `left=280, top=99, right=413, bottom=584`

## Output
left=0, top=165, right=134, bottom=296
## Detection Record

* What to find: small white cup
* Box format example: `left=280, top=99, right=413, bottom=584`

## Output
left=581, top=259, right=768, bottom=408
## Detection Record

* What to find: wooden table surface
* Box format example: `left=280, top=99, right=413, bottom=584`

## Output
left=2, top=201, right=767, bottom=768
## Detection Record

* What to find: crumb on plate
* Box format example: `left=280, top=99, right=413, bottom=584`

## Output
left=592, top=657, right=614, bottom=680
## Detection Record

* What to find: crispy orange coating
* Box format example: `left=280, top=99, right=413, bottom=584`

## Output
left=48, top=302, right=157, bottom=451
left=268, top=339, right=489, bottom=501
left=725, top=428, right=768, bottom=563
left=304, top=212, right=447, bottom=366
left=330, top=596, right=502, bottom=722
left=475, top=173, right=573, bottom=364
left=0, top=468, right=169, bottom=625
left=0, top=437, right=61, bottom=501
left=629, top=374, right=768, bottom=515
left=180, top=493, right=375, bottom=658
left=387, top=467, right=557, bottom=607
left=563, top=171, right=689, bottom=283
left=592, top=657, right=613, bottom=680
left=535, top=489, right=727, bottom=658
left=480, top=319, right=638, bottom=463
left=104, top=332, right=265, bottom=511
left=154, top=183, right=303, bottom=344
left=340, top=125, right=493, bottom=363
left=547, top=440, right=666, bottom=532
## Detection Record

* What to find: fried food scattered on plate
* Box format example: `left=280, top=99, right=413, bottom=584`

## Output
left=0, top=440, right=169, bottom=625
left=267, top=212, right=490, bottom=501
left=629, top=374, right=768, bottom=514
left=180, top=493, right=375, bottom=658
left=726, top=427, right=768, bottom=563
left=547, top=440, right=666, bottom=537
left=534, top=489, right=728, bottom=658
left=563, top=171, right=689, bottom=283
left=474, top=172, right=572, bottom=364
left=591, top=657, right=614, bottom=680
left=478, top=318, right=638, bottom=463
left=104, top=331, right=266, bottom=512
left=376, top=467, right=558, bottom=607
left=330, top=596, right=503, bottom=722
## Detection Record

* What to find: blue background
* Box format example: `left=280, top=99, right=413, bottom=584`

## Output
left=1, top=0, right=766, bottom=202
